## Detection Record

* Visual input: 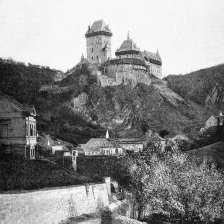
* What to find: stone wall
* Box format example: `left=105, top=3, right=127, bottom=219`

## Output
left=101, top=200, right=147, bottom=224
left=0, top=178, right=110, bottom=224
left=98, top=63, right=151, bottom=87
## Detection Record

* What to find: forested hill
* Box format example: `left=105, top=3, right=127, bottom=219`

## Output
left=0, top=58, right=63, bottom=105
left=164, top=64, right=224, bottom=106
left=0, top=58, right=208, bottom=143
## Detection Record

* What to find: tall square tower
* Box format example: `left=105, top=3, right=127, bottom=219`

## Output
left=85, top=20, right=112, bottom=64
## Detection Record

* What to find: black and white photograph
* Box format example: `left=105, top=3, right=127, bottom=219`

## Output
left=0, top=0, right=224, bottom=223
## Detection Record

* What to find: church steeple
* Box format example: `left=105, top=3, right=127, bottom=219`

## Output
left=127, top=31, right=130, bottom=40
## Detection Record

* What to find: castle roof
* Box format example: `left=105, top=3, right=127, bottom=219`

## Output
left=85, top=20, right=112, bottom=37
left=109, top=58, right=147, bottom=67
left=115, top=37, right=140, bottom=56
left=142, top=50, right=162, bottom=65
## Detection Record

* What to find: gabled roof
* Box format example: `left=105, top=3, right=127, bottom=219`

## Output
left=115, top=37, right=140, bottom=56
left=85, top=20, right=112, bottom=37
left=78, top=138, right=122, bottom=153
left=24, top=105, right=36, bottom=116
left=108, top=140, right=122, bottom=148
left=0, top=90, right=36, bottom=116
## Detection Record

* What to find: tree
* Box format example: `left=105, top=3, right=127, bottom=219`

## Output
left=122, top=144, right=224, bottom=223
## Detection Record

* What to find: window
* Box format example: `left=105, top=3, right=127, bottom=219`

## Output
left=0, top=124, right=8, bottom=137
left=92, top=48, right=94, bottom=53
left=29, top=123, right=36, bottom=137
left=26, top=122, right=29, bottom=136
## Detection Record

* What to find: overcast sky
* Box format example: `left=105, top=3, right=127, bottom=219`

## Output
left=0, top=0, right=223, bottom=76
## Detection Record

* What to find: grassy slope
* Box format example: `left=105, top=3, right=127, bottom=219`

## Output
left=0, top=157, right=92, bottom=192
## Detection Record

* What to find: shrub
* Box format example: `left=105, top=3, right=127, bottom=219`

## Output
left=122, top=145, right=224, bottom=223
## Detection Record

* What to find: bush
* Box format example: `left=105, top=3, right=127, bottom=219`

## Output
left=122, top=145, right=224, bottom=223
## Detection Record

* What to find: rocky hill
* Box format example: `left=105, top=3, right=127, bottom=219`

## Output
left=205, top=83, right=224, bottom=110
left=0, top=58, right=208, bottom=143
left=47, top=61, right=206, bottom=139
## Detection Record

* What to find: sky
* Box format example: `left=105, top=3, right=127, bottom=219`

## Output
left=0, top=0, right=224, bottom=76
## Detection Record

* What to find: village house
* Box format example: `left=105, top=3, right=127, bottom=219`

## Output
left=115, top=138, right=144, bottom=153
left=76, top=138, right=125, bottom=156
left=0, top=91, right=37, bottom=159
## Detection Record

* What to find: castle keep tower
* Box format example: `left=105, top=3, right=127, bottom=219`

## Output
left=85, top=20, right=112, bottom=64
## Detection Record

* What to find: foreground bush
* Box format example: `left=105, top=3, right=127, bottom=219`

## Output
left=122, top=146, right=224, bottom=223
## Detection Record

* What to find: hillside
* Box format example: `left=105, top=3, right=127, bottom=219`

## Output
left=165, top=64, right=224, bottom=107
left=0, top=58, right=63, bottom=105
left=0, top=58, right=208, bottom=141
left=49, top=61, right=206, bottom=138
left=0, top=58, right=106, bottom=144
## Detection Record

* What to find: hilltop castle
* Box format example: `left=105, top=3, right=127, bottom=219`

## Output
left=85, top=20, right=162, bottom=86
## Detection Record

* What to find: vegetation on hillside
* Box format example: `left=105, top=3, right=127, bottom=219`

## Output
left=0, top=57, right=210, bottom=140
left=0, top=58, right=60, bottom=105
left=0, top=155, right=92, bottom=191
left=165, top=64, right=224, bottom=105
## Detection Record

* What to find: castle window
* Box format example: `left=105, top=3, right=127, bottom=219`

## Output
left=92, top=48, right=93, bottom=53
left=92, top=56, right=93, bottom=60
left=0, top=124, right=8, bottom=137
left=97, top=56, right=99, bottom=60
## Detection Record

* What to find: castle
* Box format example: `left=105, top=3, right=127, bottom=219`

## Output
left=85, top=20, right=162, bottom=86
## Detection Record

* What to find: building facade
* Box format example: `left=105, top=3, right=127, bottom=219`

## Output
left=76, top=138, right=125, bottom=156
left=142, top=50, right=162, bottom=79
left=85, top=20, right=112, bottom=63
left=0, top=92, right=37, bottom=159
left=116, top=138, right=144, bottom=153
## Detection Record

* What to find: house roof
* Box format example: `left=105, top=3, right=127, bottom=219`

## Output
left=79, top=138, right=121, bottom=153
left=115, top=38, right=140, bottom=56
left=0, top=90, right=36, bottom=116
left=24, top=105, right=36, bottom=116
left=109, top=58, right=147, bottom=67
left=116, top=138, right=144, bottom=144
left=85, top=20, right=112, bottom=37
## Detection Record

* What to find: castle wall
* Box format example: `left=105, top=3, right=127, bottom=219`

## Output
left=145, top=61, right=162, bottom=79
left=99, top=63, right=151, bottom=87
left=0, top=180, right=110, bottom=224
left=86, top=35, right=111, bottom=63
